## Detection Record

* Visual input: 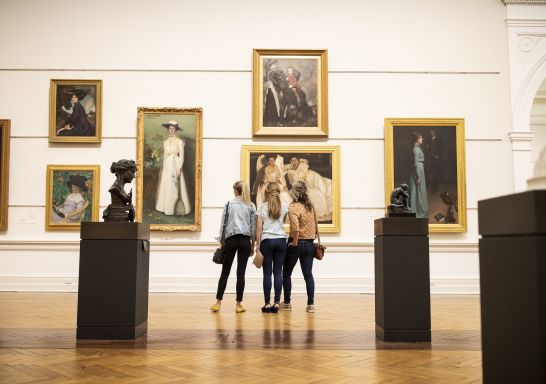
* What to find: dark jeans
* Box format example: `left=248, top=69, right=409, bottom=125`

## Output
left=215, top=234, right=251, bottom=302
left=283, top=239, right=315, bottom=305
left=260, top=238, right=287, bottom=304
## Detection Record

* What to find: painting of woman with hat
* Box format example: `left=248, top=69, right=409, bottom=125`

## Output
left=155, top=120, right=192, bottom=216
left=52, top=174, right=90, bottom=223
left=49, top=79, right=102, bottom=143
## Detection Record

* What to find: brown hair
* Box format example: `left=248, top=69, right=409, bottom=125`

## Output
left=265, top=182, right=281, bottom=220
left=233, top=181, right=252, bottom=206
left=292, top=181, right=312, bottom=212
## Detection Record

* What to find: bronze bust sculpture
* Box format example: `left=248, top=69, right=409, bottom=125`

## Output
left=103, top=159, right=136, bottom=222
left=387, top=184, right=415, bottom=217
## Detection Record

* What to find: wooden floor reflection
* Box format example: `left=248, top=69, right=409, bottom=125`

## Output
left=0, top=293, right=482, bottom=383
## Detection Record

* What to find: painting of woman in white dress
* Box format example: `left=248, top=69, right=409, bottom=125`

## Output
left=136, top=108, right=203, bottom=231
left=242, top=145, right=341, bottom=233
left=155, top=121, right=192, bottom=216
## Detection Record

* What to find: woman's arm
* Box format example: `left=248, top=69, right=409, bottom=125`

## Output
left=255, top=215, right=263, bottom=254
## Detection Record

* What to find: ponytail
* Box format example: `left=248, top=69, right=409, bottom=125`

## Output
left=265, top=182, right=281, bottom=219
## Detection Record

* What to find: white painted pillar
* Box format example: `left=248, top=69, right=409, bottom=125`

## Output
left=509, top=131, right=536, bottom=191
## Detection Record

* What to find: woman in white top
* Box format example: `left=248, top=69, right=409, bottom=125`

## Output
left=155, top=120, right=191, bottom=216
left=255, top=182, right=289, bottom=313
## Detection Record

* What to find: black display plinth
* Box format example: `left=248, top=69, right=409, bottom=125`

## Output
left=77, top=222, right=150, bottom=340
left=478, top=190, right=546, bottom=384
left=374, top=217, right=431, bottom=342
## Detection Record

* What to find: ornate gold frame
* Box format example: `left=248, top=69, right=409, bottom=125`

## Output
left=241, top=145, right=340, bottom=233
left=45, top=165, right=100, bottom=230
left=252, top=49, right=328, bottom=137
left=384, top=118, right=467, bottom=233
left=0, top=120, right=10, bottom=231
left=49, top=79, right=102, bottom=143
left=136, top=107, right=203, bottom=231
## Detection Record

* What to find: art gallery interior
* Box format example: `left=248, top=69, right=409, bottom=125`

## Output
left=1, top=0, right=545, bottom=382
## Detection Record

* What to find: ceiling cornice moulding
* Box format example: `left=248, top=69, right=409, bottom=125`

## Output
left=502, top=0, right=546, bottom=4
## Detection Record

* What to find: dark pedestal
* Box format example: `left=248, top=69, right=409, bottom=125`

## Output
left=478, top=190, right=546, bottom=384
left=77, top=222, right=150, bottom=340
left=374, top=217, right=431, bottom=342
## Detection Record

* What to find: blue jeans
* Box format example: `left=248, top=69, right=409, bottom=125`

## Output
left=283, top=239, right=315, bottom=305
left=260, top=238, right=287, bottom=304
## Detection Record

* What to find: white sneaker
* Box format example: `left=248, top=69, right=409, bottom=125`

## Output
left=279, top=302, right=292, bottom=311
left=306, top=305, right=315, bottom=313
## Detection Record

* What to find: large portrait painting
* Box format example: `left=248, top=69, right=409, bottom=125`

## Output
left=49, top=79, right=102, bottom=143
left=241, top=145, right=340, bottom=233
left=384, top=118, right=467, bottom=233
left=0, top=120, right=10, bottom=231
left=46, top=165, right=100, bottom=230
left=253, top=49, right=328, bottom=137
left=136, top=107, right=202, bottom=231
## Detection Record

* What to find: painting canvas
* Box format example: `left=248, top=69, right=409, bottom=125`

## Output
left=384, top=118, right=467, bottom=233
left=241, top=145, right=340, bottom=233
left=46, top=165, right=100, bottom=230
left=0, top=120, right=10, bottom=231
left=136, top=108, right=202, bottom=231
left=49, top=79, right=102, bottom=143
left=253, top=49, right=328, bottom=137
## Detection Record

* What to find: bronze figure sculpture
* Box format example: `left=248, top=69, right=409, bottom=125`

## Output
left=387, top=184, right=416, bottom=217
left=103, top=159, right=136, bottom=222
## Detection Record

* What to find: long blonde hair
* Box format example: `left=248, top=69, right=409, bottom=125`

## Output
left=233, top=181, right=252, bottom=206
left=265, top=182, right=281, bottom=219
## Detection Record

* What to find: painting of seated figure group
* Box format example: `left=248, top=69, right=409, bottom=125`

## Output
left=384, top=118, right=467, bottom=233
left=241, top=145, right=340, bottom=233
left=253, top=49, right=328, bottom=137
left=136, top=107, right=202, bottom=231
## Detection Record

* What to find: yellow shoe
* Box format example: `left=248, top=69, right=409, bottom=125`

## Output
left=210, top=303, right=221, bottom=312
left=236, top=303, right=246, bottom=313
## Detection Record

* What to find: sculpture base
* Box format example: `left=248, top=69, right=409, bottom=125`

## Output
left=478, top=190, right=546, bottom=384
left=374, top=217, right=430, bottom=342
left=77, top=222, right=150, bottom=340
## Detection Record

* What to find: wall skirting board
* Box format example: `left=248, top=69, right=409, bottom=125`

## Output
left=0, top=276, right=480, bottom=295
left=0, top=240, right=480, bottom=294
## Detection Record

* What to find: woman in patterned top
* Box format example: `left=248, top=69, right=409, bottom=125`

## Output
left=282, top=181, right=317, bottom=313
left=255, top=182, right=289, bottom=313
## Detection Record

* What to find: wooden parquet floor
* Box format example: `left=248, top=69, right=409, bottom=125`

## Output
left=0, top=293, right=482, bottom=383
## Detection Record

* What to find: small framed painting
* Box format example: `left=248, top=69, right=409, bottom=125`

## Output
left=46, top=165, right=100, bottom=230
left=253, top=49, right=328, bottom=137
left=49, top=79, right=102, bottom=143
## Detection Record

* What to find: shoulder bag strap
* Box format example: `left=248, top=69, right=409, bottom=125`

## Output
left=220, top=201, right=230, bottom=243
left=312, top=205, right=321, bottom=245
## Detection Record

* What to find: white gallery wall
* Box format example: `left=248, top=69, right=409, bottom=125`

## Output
left=0, top=0, right=518, bottom=293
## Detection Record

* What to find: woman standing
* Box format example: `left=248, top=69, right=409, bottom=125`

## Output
left=282, top=181, right=317, bottom=313
left=409, top=132, right=429, bottom=219
left=155, top=120, right=191, bottom=216
left=211, top=181, right=256, bottom=313
left=255, top=182, right=289, bottom=313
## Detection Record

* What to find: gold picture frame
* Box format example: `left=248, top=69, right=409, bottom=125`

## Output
left=46, top=165, right=100, bottom=230
left=384, top=118, right=467, bottom=233
left=241, top=145, right=340, bottom=233
left=49, top=79, right=102, bottom=143
left=136, top=107, right=203, bottom=231
left=252, top=49, right=328, bottom=137
left=0, top=120, right=10, bottom=231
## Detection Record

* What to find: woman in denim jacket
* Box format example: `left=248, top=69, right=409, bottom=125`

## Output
left=211, top=181, right=256, bottom=313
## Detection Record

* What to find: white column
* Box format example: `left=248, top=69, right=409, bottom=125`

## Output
left=509, top=131, right=536, bottom=191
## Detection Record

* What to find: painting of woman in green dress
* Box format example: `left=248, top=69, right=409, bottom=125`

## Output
left=408, top=133, right=428, bottom=218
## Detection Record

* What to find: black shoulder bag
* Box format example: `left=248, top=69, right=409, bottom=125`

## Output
left=213, top=202, right=230, bottom=264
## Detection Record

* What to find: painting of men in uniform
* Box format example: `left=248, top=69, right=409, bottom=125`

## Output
left=49, top=80, right=102, bottom=142
left=253, top=50, right=328, bottom=137
left=262, top=59, right=317, bottom=128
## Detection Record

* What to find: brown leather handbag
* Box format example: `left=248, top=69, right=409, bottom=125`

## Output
left=312, top=206, right=326, bottom=260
